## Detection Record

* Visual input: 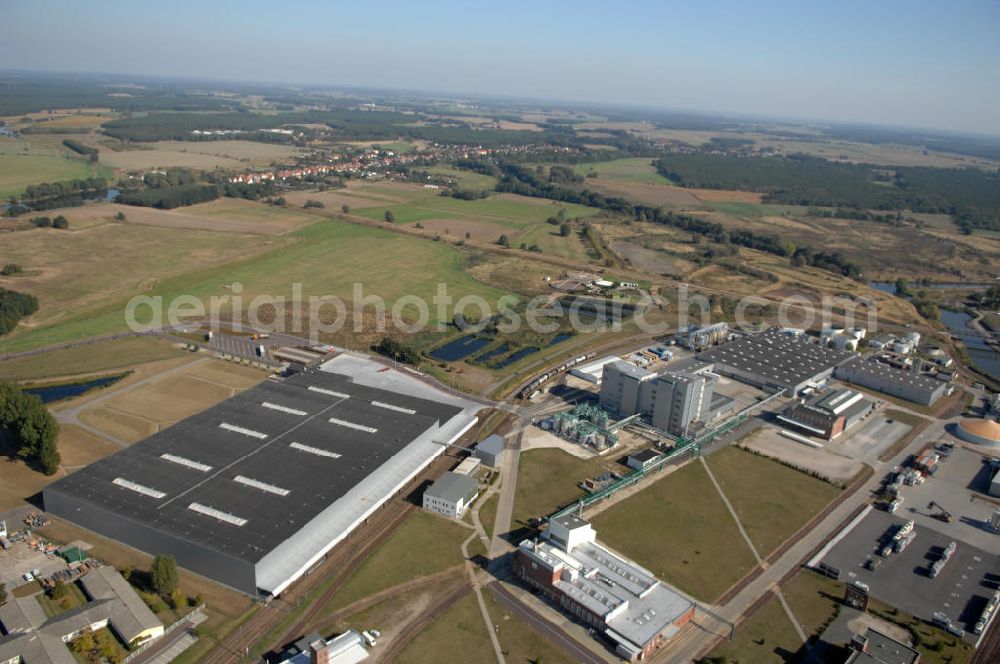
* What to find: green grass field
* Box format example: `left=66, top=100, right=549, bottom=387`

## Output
left=0, top=153, right=104, bottom=199
left=0, top=219, right=512, bottom=353
left=426, top=166, right=499, bottom=191
left=315, top=510, right=471, bottom=619
left=0, top=336, right=187, bottom=382
left=511, top=448, right=610, bottom=528
left=572, top=158, right=673, bottom=184
left=706, top=447, right=842, bottom=557
left=591, top=460, right=758, bottom=602
left=483, top=592, right=578, bottom=664
left=703, top=201, right=804, bottom=219
left=709, top=592, right=804, bottom=663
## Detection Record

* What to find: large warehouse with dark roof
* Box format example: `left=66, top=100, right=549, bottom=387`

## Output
left=698, top=328, right=855, bottom=394
left=44, top=362, right=481, bottom=597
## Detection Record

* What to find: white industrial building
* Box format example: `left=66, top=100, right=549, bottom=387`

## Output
left=570, top=355, right=624, bottom=384
left=422, top=471, right=480, bottom=519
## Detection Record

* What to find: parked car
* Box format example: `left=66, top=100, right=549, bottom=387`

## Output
left=22, top=572, right=34, bottom=582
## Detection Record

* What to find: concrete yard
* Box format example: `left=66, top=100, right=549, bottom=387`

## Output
left=0, top=539, right=68, bottom=590
left=819, top=509, right=1000, bottom=636
left=744, top=425, right=863, bottom=483
left=834, top=409, right=912, bottom=461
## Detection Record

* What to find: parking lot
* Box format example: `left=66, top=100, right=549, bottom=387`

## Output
left=890, top=444, right=1000, bottom=552
left=820, top=509, right=1000, bottom=637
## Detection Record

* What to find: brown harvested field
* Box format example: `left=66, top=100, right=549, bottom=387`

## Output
left=585, top=178, right=704, bottom=207
left=282, top=187, right=408, bottom=211
left=72, top=357, right=266, bottom=442
left=57, top=424, right=121, bottom=470
left=182, top=359, right=265, bottom=388
left=80, top=406, right=157, bottom=443
left=112, top=200, right=313, bottom=235
left=101, top=373, right=237, bottom=423
left=692, top=188, right=764, bottom=203
left=612, top=240, right=692, bottom=276
left=179, top=198, right=318, bottom=232
left=97, top=140, right=308, bottom=170
left=417, top=217, right=511, bottom=242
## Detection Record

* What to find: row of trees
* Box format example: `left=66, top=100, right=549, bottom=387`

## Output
left=0, top=382, right=60, bottom=475
left=116, top=183, right=220, bottom=209
left=654, top=153, right=1000, bottom=233
left=20, top=177, right=107, bottom=203
left=491, top=161, right=862, bottom=278
left=62, top=139, right=99, bottom=162
left=0, top=288, right=39, bottom=336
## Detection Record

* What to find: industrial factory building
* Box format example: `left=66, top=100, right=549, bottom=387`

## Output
left=599, top=360, right=730, bottom=437
left=44, top=365, right=481, bottom=597
left=698, top=328, right=855, bottom=394
left=514, top=515, right=695, bottom=662
left=834, top=357, right=948, bottom=406
left=422, top=471, right=479, bottom=519
left=777, top=388, right=873, bottom=440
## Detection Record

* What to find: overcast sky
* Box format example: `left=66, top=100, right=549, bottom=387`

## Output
left=3, top=0, right=999, bottom=135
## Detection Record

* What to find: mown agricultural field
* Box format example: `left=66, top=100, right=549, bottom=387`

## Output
left=0, top=216, right=512, bottom=352
left=572, top=157, right=673, bottom=184
left=0, top=153, right=104, bottom=199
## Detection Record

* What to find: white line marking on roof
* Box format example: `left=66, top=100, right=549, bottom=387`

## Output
left=328, top=417, right=378, bottom=433
left=234, top=475, right=290, bottom=496
left=261, top=401, right=308, bottom=416
left=188, top=502, right=248, bottom=527
left=160, top=454, right=212, bottom=472
left=113, top=478, right=166, bottom=499
left=308, top=386, right=351, bottom=399
left=219, top=423, right=268, bottom=439
left=290, top=442, right=342, bottom=459
left=371, top=400, right=417, bottom=414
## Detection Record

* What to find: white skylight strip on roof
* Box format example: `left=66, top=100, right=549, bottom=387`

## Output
left=371, top=400, right=417, bottom=415
left=289, top=442, right=342, bottom=459
left=308, top=386, right=351, bottom=399
left=328, top=417, right=378, bottom=433
left=113, top=478, right=166, bottom=499
left=261, top=401, right=308, bottom=416
left=160, top=454, right=212, bottom=472
left=188, top=502, right=248, bottom=527
left=219, top=423, right=268, bottom=439
left=234, top=475, right=290, bottom=496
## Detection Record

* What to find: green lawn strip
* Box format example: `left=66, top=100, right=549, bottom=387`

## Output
left=705, top=447, right=842, bottom=558
left=0, top=336, right=187, bottom=382
left=591, top=460, right=759, bottom=602
left=484, top=589, right=578, bottom=664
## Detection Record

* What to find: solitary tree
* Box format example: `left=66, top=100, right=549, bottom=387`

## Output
left=559, top=223, right=571, bottom=237
left=151, top=554, right=178, bottom=596
left=384, top=210, right=395, bottom=223
left=497, top=234, right=510, bottom=248
left=341, top=204, right=350, bottom=214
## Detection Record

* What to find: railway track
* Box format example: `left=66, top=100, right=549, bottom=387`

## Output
left=200, top=450, right=463, bottom=664
left=373, top=579, right=474, bottom=663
